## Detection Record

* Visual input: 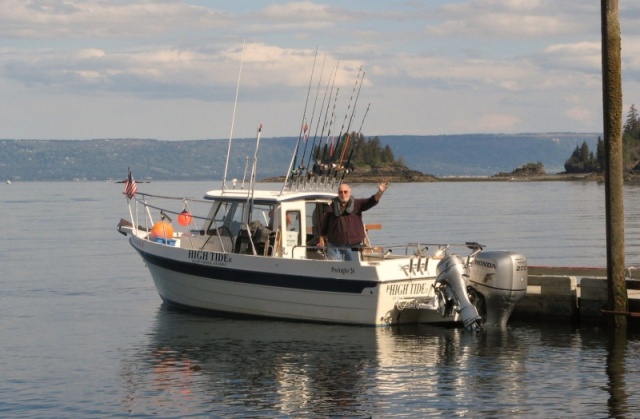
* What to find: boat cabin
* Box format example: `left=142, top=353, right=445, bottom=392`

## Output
left=198, top=189, right=335, bottom=259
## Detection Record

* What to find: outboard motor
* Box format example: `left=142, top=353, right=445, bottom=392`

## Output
left=435, top=254, right=483, bottom=330
left=468, top=250, right=527, bottom=328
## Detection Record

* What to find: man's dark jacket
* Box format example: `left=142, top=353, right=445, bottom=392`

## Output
left=320, top=195, right=378, bottom=246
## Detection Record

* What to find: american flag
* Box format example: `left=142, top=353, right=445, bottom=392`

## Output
left=124, top=168, right=137, bottom=200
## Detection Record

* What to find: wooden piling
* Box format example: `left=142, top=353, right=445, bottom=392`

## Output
left=601, top=0, right=628, bottom=328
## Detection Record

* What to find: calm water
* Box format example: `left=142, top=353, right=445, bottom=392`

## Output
left=1, top=180, right=640, bottom=418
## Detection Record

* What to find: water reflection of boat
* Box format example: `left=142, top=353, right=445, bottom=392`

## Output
left=121, top=305, right=384, bottom=416
left=120, top=307, right=639, bottom=417
left=120, top=305, right=537, bottom=417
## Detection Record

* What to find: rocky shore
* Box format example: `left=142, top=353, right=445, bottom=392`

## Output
left=261, top=165, right=629, bottom=184
left=261, top=166, right=438, bottom=184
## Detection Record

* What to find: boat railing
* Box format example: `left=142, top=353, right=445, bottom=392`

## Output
left=126, top=193, right=484, bottom=261
left=128, top=193, right=280, bottom=256
left=129, top=192, right=234, bottom=251
left=286, top=243, right=456, bottom=261
left=362, top=242, right=483, bottom=260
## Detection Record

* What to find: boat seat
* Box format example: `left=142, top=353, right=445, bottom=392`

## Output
left=234, top=225, right=272, bottom=254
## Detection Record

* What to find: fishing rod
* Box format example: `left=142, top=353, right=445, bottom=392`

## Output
left=356, top=103, right=371, bottom=139
left=335, top=69, right=365, bottom=169
left=338, top=130, right=352, bottom=166
left=297, top=55, right=326, bottom=186
left=337, top=140, right=355, bottom=186
left=338, top=70, right=365, bottom=166
left=322, top=136, right=338, bottom=189
left=329, top=124, right=347, bottom=179
left=312, top=83, right=339, bottom=189
left=318, top=143, right=329, bottom=178
left=306, top=73, right=338, bottom=189
left=304, top=62, right=337, bottom=184
left=222, top=41, right=245, bottom=191
left=282, top=47, right=318, bottom=192
left=339, top=103, right=370, bottom=185
left=327, top=66, right=362, bottom=182
left=330, top=69, right=365, bottom=188
left=318, top=85, right=339, bottom=173
left=329, top=133, right=346, bottom=189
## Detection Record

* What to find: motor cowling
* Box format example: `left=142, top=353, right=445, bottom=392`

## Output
left=468, top=250, right=528, bottom=328
left=435, top=254, right=482, bottom=329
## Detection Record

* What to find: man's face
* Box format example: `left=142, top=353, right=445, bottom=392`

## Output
left=337, top=186, right=350, bottom=203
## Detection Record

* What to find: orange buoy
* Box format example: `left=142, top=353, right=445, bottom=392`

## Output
left=150, top=221, right=174, bottom=239
left=177, top=210, right=193, bottom=227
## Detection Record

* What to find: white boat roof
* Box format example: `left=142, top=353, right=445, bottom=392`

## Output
left=203, top=188, right=337, bottom=203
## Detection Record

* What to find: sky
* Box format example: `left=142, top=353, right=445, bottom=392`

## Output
left=1, top=0, right=639, bottom=141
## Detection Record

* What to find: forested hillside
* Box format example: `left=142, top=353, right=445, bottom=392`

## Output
left=0, top=132, right=599, bottom=181
left=563, top=105, right=640, bottom=174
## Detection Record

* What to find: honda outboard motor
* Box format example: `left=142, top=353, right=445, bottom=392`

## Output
left=435, top=254, right=482, bottom=329
left=468, top=250, right=527, bottom=328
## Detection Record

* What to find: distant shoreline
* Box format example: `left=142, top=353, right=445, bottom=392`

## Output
left=9, top=173, right=636, bottom=184
left=437, top=173, right=604, bottom=182
left=260, top=172, right=610, bottom=184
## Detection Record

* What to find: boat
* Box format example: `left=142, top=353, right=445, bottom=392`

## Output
left=117, top=171, right=527, bottom=329
left=116, top=62, right=527, bottom=329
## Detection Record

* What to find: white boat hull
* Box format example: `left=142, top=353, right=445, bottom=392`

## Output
left=131, top=236, right=454, bottom=326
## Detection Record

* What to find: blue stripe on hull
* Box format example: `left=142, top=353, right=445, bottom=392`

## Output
left=136, top=249, right=378, bottom=293
left=159, top=298, right=370, bottom=325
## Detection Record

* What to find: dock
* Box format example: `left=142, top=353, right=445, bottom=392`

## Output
left=512, top=266, right=640, bottom=324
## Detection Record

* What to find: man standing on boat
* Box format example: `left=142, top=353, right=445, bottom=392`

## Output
left=318, top=181, right=389, bottom=261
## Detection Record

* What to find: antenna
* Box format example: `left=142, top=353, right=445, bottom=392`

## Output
left=222, top=41, right=245, bottom=190
left=247, top=124, right=263, bottom=223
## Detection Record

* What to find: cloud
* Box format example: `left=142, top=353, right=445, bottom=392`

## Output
left=565, top=106, right=594, bottom=123
left=1, top=0, right=639, bottom=140
left=262, top=1, right=337, bottom=24
left=380, top=54, right=539, bottom=92
left=4, top=46, right=227, bottom=96
left=428, top=1, right=598, bottom=38
left=622, top=36, right=640, bottom=82
left=0, top=0, right=229, bottom=39
left=1, top=39, right=364, bottom=103
left=534, top=42, right=602, bottom=74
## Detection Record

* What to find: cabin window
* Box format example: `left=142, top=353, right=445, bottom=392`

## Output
left=250, top=203, right=274, bottom=229
left=206, top=202, right=229, bottom=232
left=211, top=201, right=246, bottom=236
left=285, top=210, right=301, bottom=246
